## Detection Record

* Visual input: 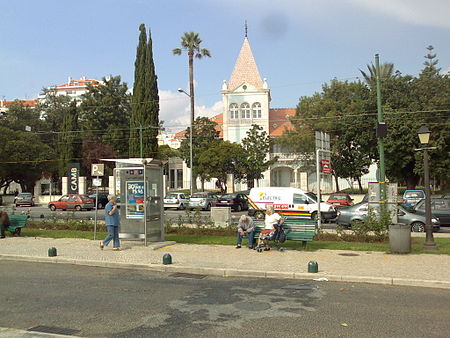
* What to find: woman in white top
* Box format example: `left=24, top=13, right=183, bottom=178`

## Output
left=257, top=205, right=284, bottom=251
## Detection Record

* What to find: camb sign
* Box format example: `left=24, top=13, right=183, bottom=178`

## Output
left=68, top=163, right=80, bottom=194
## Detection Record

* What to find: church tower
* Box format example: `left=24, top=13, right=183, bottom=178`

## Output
left=221, top=32, right=270, bottom=144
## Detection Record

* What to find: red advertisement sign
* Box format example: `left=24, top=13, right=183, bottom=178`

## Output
left=273, top=204, right=289, bottom=209
left=321, top=160, right=332, bottom=175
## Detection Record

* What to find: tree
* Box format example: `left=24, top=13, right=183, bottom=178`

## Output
left=0, top=127, right=56, bottom=192
left=196, top=140, right=245, bottom=193
left=56, top=101, right=81, bottom=176
left=1, top=101, right=44, bottom=133
left=241, top=125, right=277, bottom=188
left=179, top=117, right=219, bottom=190
left=173, top=31, right=211, bottom=189
left=129, top=24, right=160, bottom=158
left=359, top=62, right=395, bottom=88
left=81, top=138, right=117, bottom=180
left=421, top=45, right=441, bottom=78
left=79, top=76, right=131, bottom=157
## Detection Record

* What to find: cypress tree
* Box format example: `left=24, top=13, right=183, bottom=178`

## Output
left=129, top=24, right=159, bottom=158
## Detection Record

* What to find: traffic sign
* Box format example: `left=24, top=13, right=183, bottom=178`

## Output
left=321, top=159, right=332, bottom=175
left=93, top=178, right=102, bottom=187
left=91, top=164, right=105, bottom=176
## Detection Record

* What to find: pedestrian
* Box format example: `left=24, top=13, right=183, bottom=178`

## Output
left=100, top=195, right=121, bottom=251
left=257, top=205, right=284, bottom=251
left=236, top=215, right=255, bottom=249
left=0, top=211, right=11, bottom=238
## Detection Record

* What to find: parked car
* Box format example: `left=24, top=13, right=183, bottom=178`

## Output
left=48, top=194, right=94, bottom=211
left=336, top=202, right=440, bottom=232
left=164, top=193, right=189, bottom=210
left=88, top=193, right=109, bottom=209
left=442, top=194, right=450, bottom=199
left=14, top=193, right=35, bottom=207
left=413, top=198, right=450, bottom=226
left=216, top=193, right=249, bottom=211
left=326, top=193, right=353, bottom=209
left=402, top=190, right=425, bottom=208
left=188, top=192, right=219, bottom=211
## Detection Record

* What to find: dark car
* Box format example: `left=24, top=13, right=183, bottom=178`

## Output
left=14, top=193, right=35, bottom=207
left=326, top=193, right=353, bottom=209
left=336, top=202, right=440, bottom=232
left=413, top=198, right=450, bottom=226
left=48, top=194, right=94, bottom=211
left=216, top=193, right=249, bottom=211
left=88, top=193, right=109, bottom=209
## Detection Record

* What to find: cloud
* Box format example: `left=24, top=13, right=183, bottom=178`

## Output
left=207, top=0, right=450, bottom=29
left=344, top=0, right=450, bottom=29
left=159, top=90, right=223, bottom=133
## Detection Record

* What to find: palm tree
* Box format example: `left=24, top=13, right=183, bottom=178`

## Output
left=173, top=32, right=211, bottom=192
left=359, top=62, right=394, bottom=88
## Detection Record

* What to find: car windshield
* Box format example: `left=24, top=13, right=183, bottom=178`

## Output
left=18, top=193, right=31, bottom=197
left=220, top=194, right=236, bottom=199
left=405, top=191, right=424, bottom=198
left=80, top=195, right=91, bottom=201
left=328, top=194, right=345, bottom=200
left=305, top=192, right=318, bottom=202
left=165, top=194, right=178, bottom=199
left=192, top=193, right=207, bottom=198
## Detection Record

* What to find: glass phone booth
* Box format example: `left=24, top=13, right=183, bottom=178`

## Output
left=108, top=159, right=164, bottom=245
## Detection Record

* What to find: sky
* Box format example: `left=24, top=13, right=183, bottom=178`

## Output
left=1, top=0, right=449, bottom=133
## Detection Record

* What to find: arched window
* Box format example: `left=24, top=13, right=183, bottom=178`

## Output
left=252, top=102, right=262, bottom=118
left=241, top=103, right=250, bottom=119
left=229, top=103, right=238, bottom=119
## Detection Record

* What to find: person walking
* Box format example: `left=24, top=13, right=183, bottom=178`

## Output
left=100, top=195, right=121, bottom=251
left=236, top=215, right=255, bottom=249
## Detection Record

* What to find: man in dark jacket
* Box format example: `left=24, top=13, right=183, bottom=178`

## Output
left=0, top=212, right=11, bottom=238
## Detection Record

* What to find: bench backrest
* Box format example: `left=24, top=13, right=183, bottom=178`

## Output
left=8, top=215, right=29, bottom=227
left=253, top=218, right=316, bottom=241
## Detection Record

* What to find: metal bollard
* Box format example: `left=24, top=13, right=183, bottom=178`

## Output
left=162, top=253, right=172, bottom=265
left=48, top=247, right=57, bottom=257
left=307, top=260, right=318, bottom=273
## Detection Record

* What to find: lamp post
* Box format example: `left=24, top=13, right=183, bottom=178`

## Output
left=417, top=125, right=437, bottom=250
left=178, top=88, right=194, bottom=197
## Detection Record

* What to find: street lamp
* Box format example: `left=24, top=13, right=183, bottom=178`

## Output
left=417, top=125, right=437, bottom=250
left=178, top=88, right=194, bottom=197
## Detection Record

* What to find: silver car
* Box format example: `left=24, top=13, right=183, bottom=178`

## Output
left=15, top=193, right=35, bottom=207
left=188, top=192, right=219, bottom=211
left=336, top=202, right=440, bottom=232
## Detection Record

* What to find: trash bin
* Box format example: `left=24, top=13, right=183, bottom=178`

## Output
left=389, top=223, right=411, bottom=254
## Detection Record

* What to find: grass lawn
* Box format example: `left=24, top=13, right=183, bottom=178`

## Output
left=19, top=229, right=450, bottom=255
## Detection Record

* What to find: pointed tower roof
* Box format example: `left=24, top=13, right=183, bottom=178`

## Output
left=228, top=37, right=264, bottom=91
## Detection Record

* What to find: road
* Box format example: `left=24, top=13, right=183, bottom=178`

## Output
left=0, top=261, right=449, bottom=337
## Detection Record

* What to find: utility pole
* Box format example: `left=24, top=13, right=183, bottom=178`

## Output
left=375, top=54, right=387, bottom=207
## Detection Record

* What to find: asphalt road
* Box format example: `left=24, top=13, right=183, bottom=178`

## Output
left=0, top=261, right=449, bottom=337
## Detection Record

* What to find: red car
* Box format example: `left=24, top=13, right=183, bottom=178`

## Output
left=48, top=194, right=95, bottom=211
left=326, top=193, right=353, bottom=209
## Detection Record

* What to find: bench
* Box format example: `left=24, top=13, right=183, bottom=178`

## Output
left=5, top=215, right=29, bottom=236
left=253, top=218, right=317, bottom=249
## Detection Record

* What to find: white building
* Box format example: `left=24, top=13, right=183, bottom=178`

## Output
left=38, top=76, right=103, bottom=101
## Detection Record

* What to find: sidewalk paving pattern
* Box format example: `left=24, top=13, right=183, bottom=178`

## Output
left=1, top=237, right=449, bottom=289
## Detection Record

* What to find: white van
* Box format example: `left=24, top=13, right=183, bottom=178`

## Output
left=247, top=187, right=336, bottom=220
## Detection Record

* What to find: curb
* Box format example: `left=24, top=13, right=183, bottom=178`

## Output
left=1, top=254, right=450, bottom=290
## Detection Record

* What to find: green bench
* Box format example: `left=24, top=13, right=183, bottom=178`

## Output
left=253, top=218, right=317, bottom=249
left=5, top=214, right=29, bottom=236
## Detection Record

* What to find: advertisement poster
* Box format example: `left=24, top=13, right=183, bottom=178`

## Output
left=126, top=181, right=145, bottom=219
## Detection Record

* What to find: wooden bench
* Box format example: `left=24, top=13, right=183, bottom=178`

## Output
left=5, top=215, right=29, bottom=236
left=253, top=218, right=317, bottom=249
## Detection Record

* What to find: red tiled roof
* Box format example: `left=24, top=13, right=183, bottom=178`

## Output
left=268, top=108, right=296, bottom=137
left=1, top=99, right=38, bottom=108
left=56, top=79, right=101, bottom=89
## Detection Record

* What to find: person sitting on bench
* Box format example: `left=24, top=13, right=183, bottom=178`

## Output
left=0, top=211, right=11, bottom=239
left=236, top=215, right=255, bottom=249
left=257, top=205, right=284, bottom=251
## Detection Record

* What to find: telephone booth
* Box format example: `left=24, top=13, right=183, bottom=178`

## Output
left=103, top=158, right=164, bottom=245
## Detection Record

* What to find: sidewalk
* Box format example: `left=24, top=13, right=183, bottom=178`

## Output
left=1, top=237, right=449, bottom=289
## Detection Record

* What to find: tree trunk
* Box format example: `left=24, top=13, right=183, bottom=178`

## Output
left=188, top=51, right=197, bottom=191
left=247, top=177, right=255, bottom=189
left=356, top=176, right=363, bottom=193
left=334, top=174, right=340, bottom=192
left=405, top=174, right=420, bottom=190
left=201, top=178, right=205, bottom=192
